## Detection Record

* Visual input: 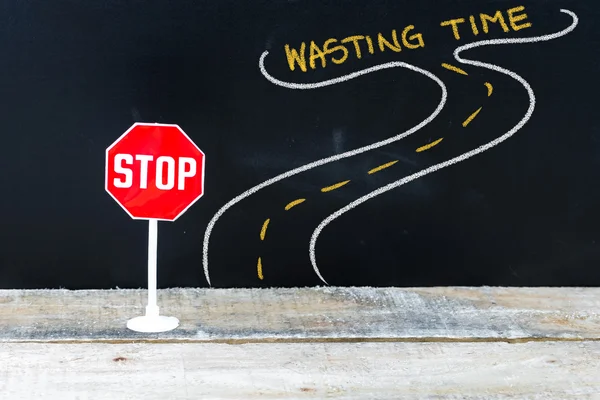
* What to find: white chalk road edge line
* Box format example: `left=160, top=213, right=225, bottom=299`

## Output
left=202, top=9, right=577, bottom=286
left=201, top=56, right=448, bottom=285
left=309, top=9, right=579, bottom=283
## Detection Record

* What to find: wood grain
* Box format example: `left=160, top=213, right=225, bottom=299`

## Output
left=1, top=287, right=599, bottom=399
left=0, top=287, right=599, bottom=342
left=1, top=341, right=599, bottom=399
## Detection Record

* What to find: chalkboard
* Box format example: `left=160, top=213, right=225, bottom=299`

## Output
left=0, top=0, right=598, bottom=289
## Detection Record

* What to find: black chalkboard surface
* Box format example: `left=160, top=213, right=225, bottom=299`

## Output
left=0, top=0, right=598, bottom=289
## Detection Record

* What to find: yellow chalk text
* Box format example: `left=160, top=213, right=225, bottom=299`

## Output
left=283, top=6, right=533, bottom=71
left=283, top=25, right=425, bottom=72
left=507, top=6, right=532, bottom=31
left=440, top=5, right=531, bottom=40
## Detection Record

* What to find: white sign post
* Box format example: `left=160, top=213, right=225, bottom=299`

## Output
left=126, top=219, right=179, bottom=333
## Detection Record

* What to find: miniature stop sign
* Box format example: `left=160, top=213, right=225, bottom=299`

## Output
left=105, top=122, right=205, bottom=221
left=105, top=122, right=205, bottom=333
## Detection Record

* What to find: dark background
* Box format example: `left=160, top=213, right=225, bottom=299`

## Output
left=0, top=0, right=598, bottom=289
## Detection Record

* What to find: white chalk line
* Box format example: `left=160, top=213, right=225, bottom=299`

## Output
left=309, top=9, right=579, bottom=284
left=202, top=56, right=448, bottom=285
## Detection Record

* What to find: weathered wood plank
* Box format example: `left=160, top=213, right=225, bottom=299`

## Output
left=1, top=287, right=599, bottom=341
left=1, top=341, right=599, bottom=399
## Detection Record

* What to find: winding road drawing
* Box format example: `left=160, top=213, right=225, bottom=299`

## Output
left=202, top=9, right=579, bottom=286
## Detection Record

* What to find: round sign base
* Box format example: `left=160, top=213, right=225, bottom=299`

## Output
left=126, top=315, right=179, bottom=333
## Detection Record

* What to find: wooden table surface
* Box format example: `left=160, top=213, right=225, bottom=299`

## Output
left=1, top=287, right=599, bottom=399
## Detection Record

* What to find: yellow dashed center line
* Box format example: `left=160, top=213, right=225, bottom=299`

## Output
left=441, top=63, right=468, bottom=76
left=258, top=75, right=495, bottom=280
left=257, top=257, right=263, bottom=280
left=416, top=137, right=444, bottom=153
left=368, top=160, right=398, bottom=174
left=321, top=180, right=351, bottom=192
left=260, top=218, right=270, bottom=241
left=462, top=107, right=483, bottom=127
left=284, top=198, right=306, bottom=210
left=484, top=82, right=493, bottom=97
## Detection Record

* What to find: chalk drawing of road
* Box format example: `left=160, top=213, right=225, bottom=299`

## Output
left=202, top=9, right=578, bottom=286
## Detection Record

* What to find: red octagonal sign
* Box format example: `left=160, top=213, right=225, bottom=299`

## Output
left=105, top=123, right=205, bottom=221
